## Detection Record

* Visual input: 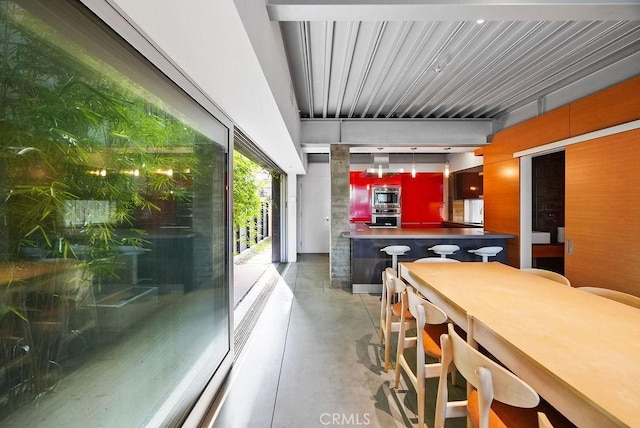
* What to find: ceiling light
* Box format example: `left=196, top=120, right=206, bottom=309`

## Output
left=411, top=147, right=417, bottom=178
left=477, top=19, right=485, bottom=24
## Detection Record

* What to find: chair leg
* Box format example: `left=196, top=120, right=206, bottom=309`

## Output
left=417, top=380, right=426, bottom=428
left=383, top=317, right=392, bottom=372
left=394, top=326, right=406, bottom=388
left=384, top=339, right=391, bottom=373
left=394, top=359, right=402, bottom=388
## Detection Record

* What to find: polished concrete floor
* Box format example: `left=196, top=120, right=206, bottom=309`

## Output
left=215, top=253, right=466, bottom=428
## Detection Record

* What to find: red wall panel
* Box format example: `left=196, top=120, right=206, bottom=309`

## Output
left=349, top=172, right=443, bottom=226
left=400, top=173, right=444, bottom=227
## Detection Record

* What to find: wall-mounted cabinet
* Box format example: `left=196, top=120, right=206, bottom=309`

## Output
left=454, top=169, right=483, bottom=200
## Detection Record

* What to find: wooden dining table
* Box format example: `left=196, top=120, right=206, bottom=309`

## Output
left=399, top=261, right=640, bottom=428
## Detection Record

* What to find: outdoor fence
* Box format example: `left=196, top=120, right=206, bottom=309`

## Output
left=235, top=201, right=270, bottom=254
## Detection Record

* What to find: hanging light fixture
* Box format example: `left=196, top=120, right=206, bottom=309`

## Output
left=411, top=147, right=417, bottom=178
left=444, top=148, right=451, bottom=178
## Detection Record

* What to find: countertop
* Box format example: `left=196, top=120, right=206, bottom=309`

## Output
left=343, top=224, right=515, bottom=239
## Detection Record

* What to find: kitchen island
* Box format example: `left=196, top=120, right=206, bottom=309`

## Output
left=342, top=223, right=514, bottom=293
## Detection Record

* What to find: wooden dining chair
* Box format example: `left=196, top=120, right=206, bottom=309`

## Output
left=394, top=286, right=449, bottom=428
left=435, top=322, right=555, bottom=428
left=577, top=287, right=640, bottom=309
left=520, top=268, right=571, bottom=286
left=380, top=268, right=415, bottom=372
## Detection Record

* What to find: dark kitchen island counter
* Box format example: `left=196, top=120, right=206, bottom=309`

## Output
left=342, top=224, right=514, bottom=293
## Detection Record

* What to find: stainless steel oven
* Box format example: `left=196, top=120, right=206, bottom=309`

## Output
left=371, top=186, right=401, bottom=227
left=371, top=186, right=401, bottom=208
left=371, top=212, right=401, bottom=227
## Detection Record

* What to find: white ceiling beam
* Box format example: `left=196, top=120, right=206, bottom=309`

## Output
left=301, top=118, right=492, bottom=147
left=267, top=1, right=640, bottom=22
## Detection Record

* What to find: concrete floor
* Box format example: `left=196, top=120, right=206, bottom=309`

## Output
left=215, top=253, right=467, bottom=428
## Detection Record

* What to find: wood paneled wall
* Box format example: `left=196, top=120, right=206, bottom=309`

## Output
left=565, top=129, right=640, bottom=293
left=483, top=159, right=521, bottom=267
left=482, top=76, right=640, bottom=292
left=570, top=77, right=640, bottom=136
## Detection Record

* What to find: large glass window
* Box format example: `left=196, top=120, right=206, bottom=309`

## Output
left=0, top=1, right=230, bottom=426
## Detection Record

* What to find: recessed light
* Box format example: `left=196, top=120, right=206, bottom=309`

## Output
left=476, top=19, right=486, bottom=24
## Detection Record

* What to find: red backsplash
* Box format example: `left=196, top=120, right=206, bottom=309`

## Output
left=350, top=172, right=443, bottom=226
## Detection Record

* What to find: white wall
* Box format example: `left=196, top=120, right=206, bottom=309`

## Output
left=298, top=162, right=331, bottom=253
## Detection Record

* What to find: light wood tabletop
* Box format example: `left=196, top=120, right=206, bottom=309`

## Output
left=400, top=261, right=640, bottom=428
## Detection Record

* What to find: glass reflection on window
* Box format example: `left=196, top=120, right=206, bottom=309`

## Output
left=0, top=1, right=229, bottom=426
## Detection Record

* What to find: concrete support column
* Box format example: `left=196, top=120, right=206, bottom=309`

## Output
left=330, top=144, right=351, bottom=289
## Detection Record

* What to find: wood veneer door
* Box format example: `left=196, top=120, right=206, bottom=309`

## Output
left=565, top=129, right=640, bottom=294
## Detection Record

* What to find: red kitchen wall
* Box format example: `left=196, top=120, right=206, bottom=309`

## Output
left=400, top=173, right=444, bottom=227
left=349, top=172, right=443, bottom=226
left=349, top=172, right=402, bottom=222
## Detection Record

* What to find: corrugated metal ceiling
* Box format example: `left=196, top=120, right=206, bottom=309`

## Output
left=280, top=19, right=640, bottom=121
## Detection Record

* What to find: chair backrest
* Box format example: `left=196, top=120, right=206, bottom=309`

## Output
left=406, top=287, right=448, bottom=326
left=441, top=322, right=539, bottom=412
left=414, top=257, right=461, bottom=263
left=577, top=287, right=640, bottom=309
left=383, top=267, right=404, bottom=293
left=520, top=268, right=571, bottom=286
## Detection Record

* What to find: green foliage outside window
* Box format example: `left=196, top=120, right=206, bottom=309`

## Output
left=0, top=3, right=202, bottom=274
left=233, top=151, right=270, bottom=253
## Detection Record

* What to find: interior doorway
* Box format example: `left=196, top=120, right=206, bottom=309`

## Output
left=520, top=150, right=566, bottom=273
left=298, top=162, right=330, bottom=253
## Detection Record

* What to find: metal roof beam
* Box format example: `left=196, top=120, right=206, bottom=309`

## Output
left=267, top=1, right=640, bottom=22
left=300, top=118, right=492, bottom=147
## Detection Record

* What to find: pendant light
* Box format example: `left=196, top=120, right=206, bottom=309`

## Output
left=411, top=147, right=417, bottom=178
left=443, top=147, right=451, bottom=179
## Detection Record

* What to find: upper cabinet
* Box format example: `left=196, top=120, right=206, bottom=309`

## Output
left=454, top=168, right=483, bottom=200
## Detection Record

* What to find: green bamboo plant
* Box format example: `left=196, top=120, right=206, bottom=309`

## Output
left=0, top=2, right=199, bottom=280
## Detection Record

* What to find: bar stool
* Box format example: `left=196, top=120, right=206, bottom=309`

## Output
left=428, top=244, right=460, bottom=258
left=380, top=245, right=411, bottom=275
left=468, top=246, right=503, bottom=262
